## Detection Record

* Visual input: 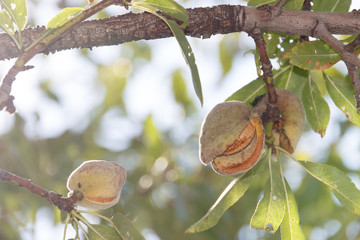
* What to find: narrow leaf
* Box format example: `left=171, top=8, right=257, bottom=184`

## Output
left=219, top=35, right=239, bottom=76
left=47, top=7, right=84, bottom=29
left=166, top=20, right=203, bottom=105
left=324, top=73, right=360, bottom=126
left=131, top=0, right=188, bottom=26
left=274, top=65, right=307, bottom=98
left=302, top=73, right=330, bottom=137
left=280, top=179, right=305, bottom=240
left=186, top=173, right=253, bottom=233
left=172, top=69, right=193, bottom=107
left=226, top=65, right=304, bottom=108
left=112, top=212, right=145, bottom=240
left=312, top=0, right=351, bottom=12
left=264, top=33, right=280, bottom=59
left=282, top=41, right=341, bottom=70
left=247, top=0, right=305, bottom=10
left=0, top=8, right=14, bottom=34
left=1, top=0, right=27, bottom=30
left=226, top=77, right=266, bottom=108
left=250, top=156, right=286, bottom=233
left=129, top=2, right=203, bottom=105
left=88, top=224, right=119, bottom=240
left=297, top=160, right=360, bottom=215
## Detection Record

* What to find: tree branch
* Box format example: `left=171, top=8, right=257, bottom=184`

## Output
left=273, top=0, right=288, bottom=16
left=2, top=5, right=360, bottom=61
left=313, top=21, right=360, bottom=112
left=249, top=27, right=280, bottom=128
left=0, top=168, right=82, bottom=212
left=299, top=0, right=312, bottom=42
left=345, top=34, right=360, bottom=52
left=2, top=4, right=360, bottom=113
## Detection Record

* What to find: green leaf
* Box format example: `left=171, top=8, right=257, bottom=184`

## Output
left=274, top=65, right=307, bottom=98
left=324, top=73, right=360, bottom=126
left=88, top=224, right=119, bottom=240
left=186, top=173, right=253, bottom=233
left=226, top=77, right=266, bottom=108
left=166, top=20, right=203, bottom=105
left=172, top=69, right=193, bottom=107
left=282, top=41, right=341, bottom=70
left=297, top=160, right=360, bottom=215
left=247, top=0, right=305, bottom=10
left=264, top=33, right=280, bottom=59
left=302, top=73, right=330, bottom=137
left=227, top=65, right=307, bottom=108
left=47, top=7, right=84, bottom=29
left=280, top=179, right=305, bottom=240
left=250, top=156, right=286, bottom=233
left=130, top=2, right=203, bottom=105
left=131, top=0, right=188, bottom=26
left=0, top=8, right=14, bottom=34
left=312, top=0, right=351, bottom=12
left=0, top=0, right=27, bottom=48
left=0, top=0, right=27, bottom=30
left=112, top=212, right=145, bottom=240
left=219, top=34, right=239, bottom=76
left=143, top=114, right=162, bottom=157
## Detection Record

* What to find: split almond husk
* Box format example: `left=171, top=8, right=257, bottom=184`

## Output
left=67, top=160, right=127, bottom=209
left=199, top=101, right=264, bottom=175
left=251, top=89, right=305, bottom=154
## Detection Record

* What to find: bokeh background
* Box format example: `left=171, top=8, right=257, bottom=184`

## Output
left=1, top=0, right=360, bottom=239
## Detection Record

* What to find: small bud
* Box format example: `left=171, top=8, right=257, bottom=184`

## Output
left=67, top=160, right=127, bottom=209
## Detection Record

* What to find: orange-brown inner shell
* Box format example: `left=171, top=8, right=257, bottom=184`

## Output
left=212, top=118, right=264, bottom=175
left=86, top=196, right=117, bottom=203
left=221, top=120, right=256, bottom=156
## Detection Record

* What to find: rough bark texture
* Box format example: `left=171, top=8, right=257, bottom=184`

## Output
left=1, top=5, right=360, bottom=61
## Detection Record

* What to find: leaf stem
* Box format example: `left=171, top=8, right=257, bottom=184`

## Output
left=77, top=210, right=126, bottom=239
left=63, top=213, right=71, bottom=240
left=72, top=214, right=91, bottom=240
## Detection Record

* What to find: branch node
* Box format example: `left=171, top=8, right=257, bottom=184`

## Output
left=273, top=0, right=287, bottom=16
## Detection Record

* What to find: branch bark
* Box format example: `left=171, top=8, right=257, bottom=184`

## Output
left=0, top=168, right=82, bottom=212
left=1, top=5, right=360, bottom=61
left=249, top=28, right=279, bottom=121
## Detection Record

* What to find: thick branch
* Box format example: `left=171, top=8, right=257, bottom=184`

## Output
left=0, top=168, right=82, bottom=212
left=2, top=5, right=360, bottom=61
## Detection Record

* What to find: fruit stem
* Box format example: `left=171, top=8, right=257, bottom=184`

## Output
left=248, top=28, right=281, bottom=124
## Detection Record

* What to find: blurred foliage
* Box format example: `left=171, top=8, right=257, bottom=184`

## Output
left=1, top=0, right=360, bottom=240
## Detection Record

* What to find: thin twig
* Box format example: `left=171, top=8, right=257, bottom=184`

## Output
left=274, top=0, right=287, bottom=9
left=345, top=34, right=360, bottom=52
left=299, top=0, right=312, bottom=42
left=273, top=0, right=287, bottom=16
left=248, top=28, right=280, bottom=124
left=314, top=22, right=360, bottom=68
left=313, top=21, right=360, bottom=112
left=345, top=35, right=360, bottom=111
left=0, top=168, right=82, bottom=212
